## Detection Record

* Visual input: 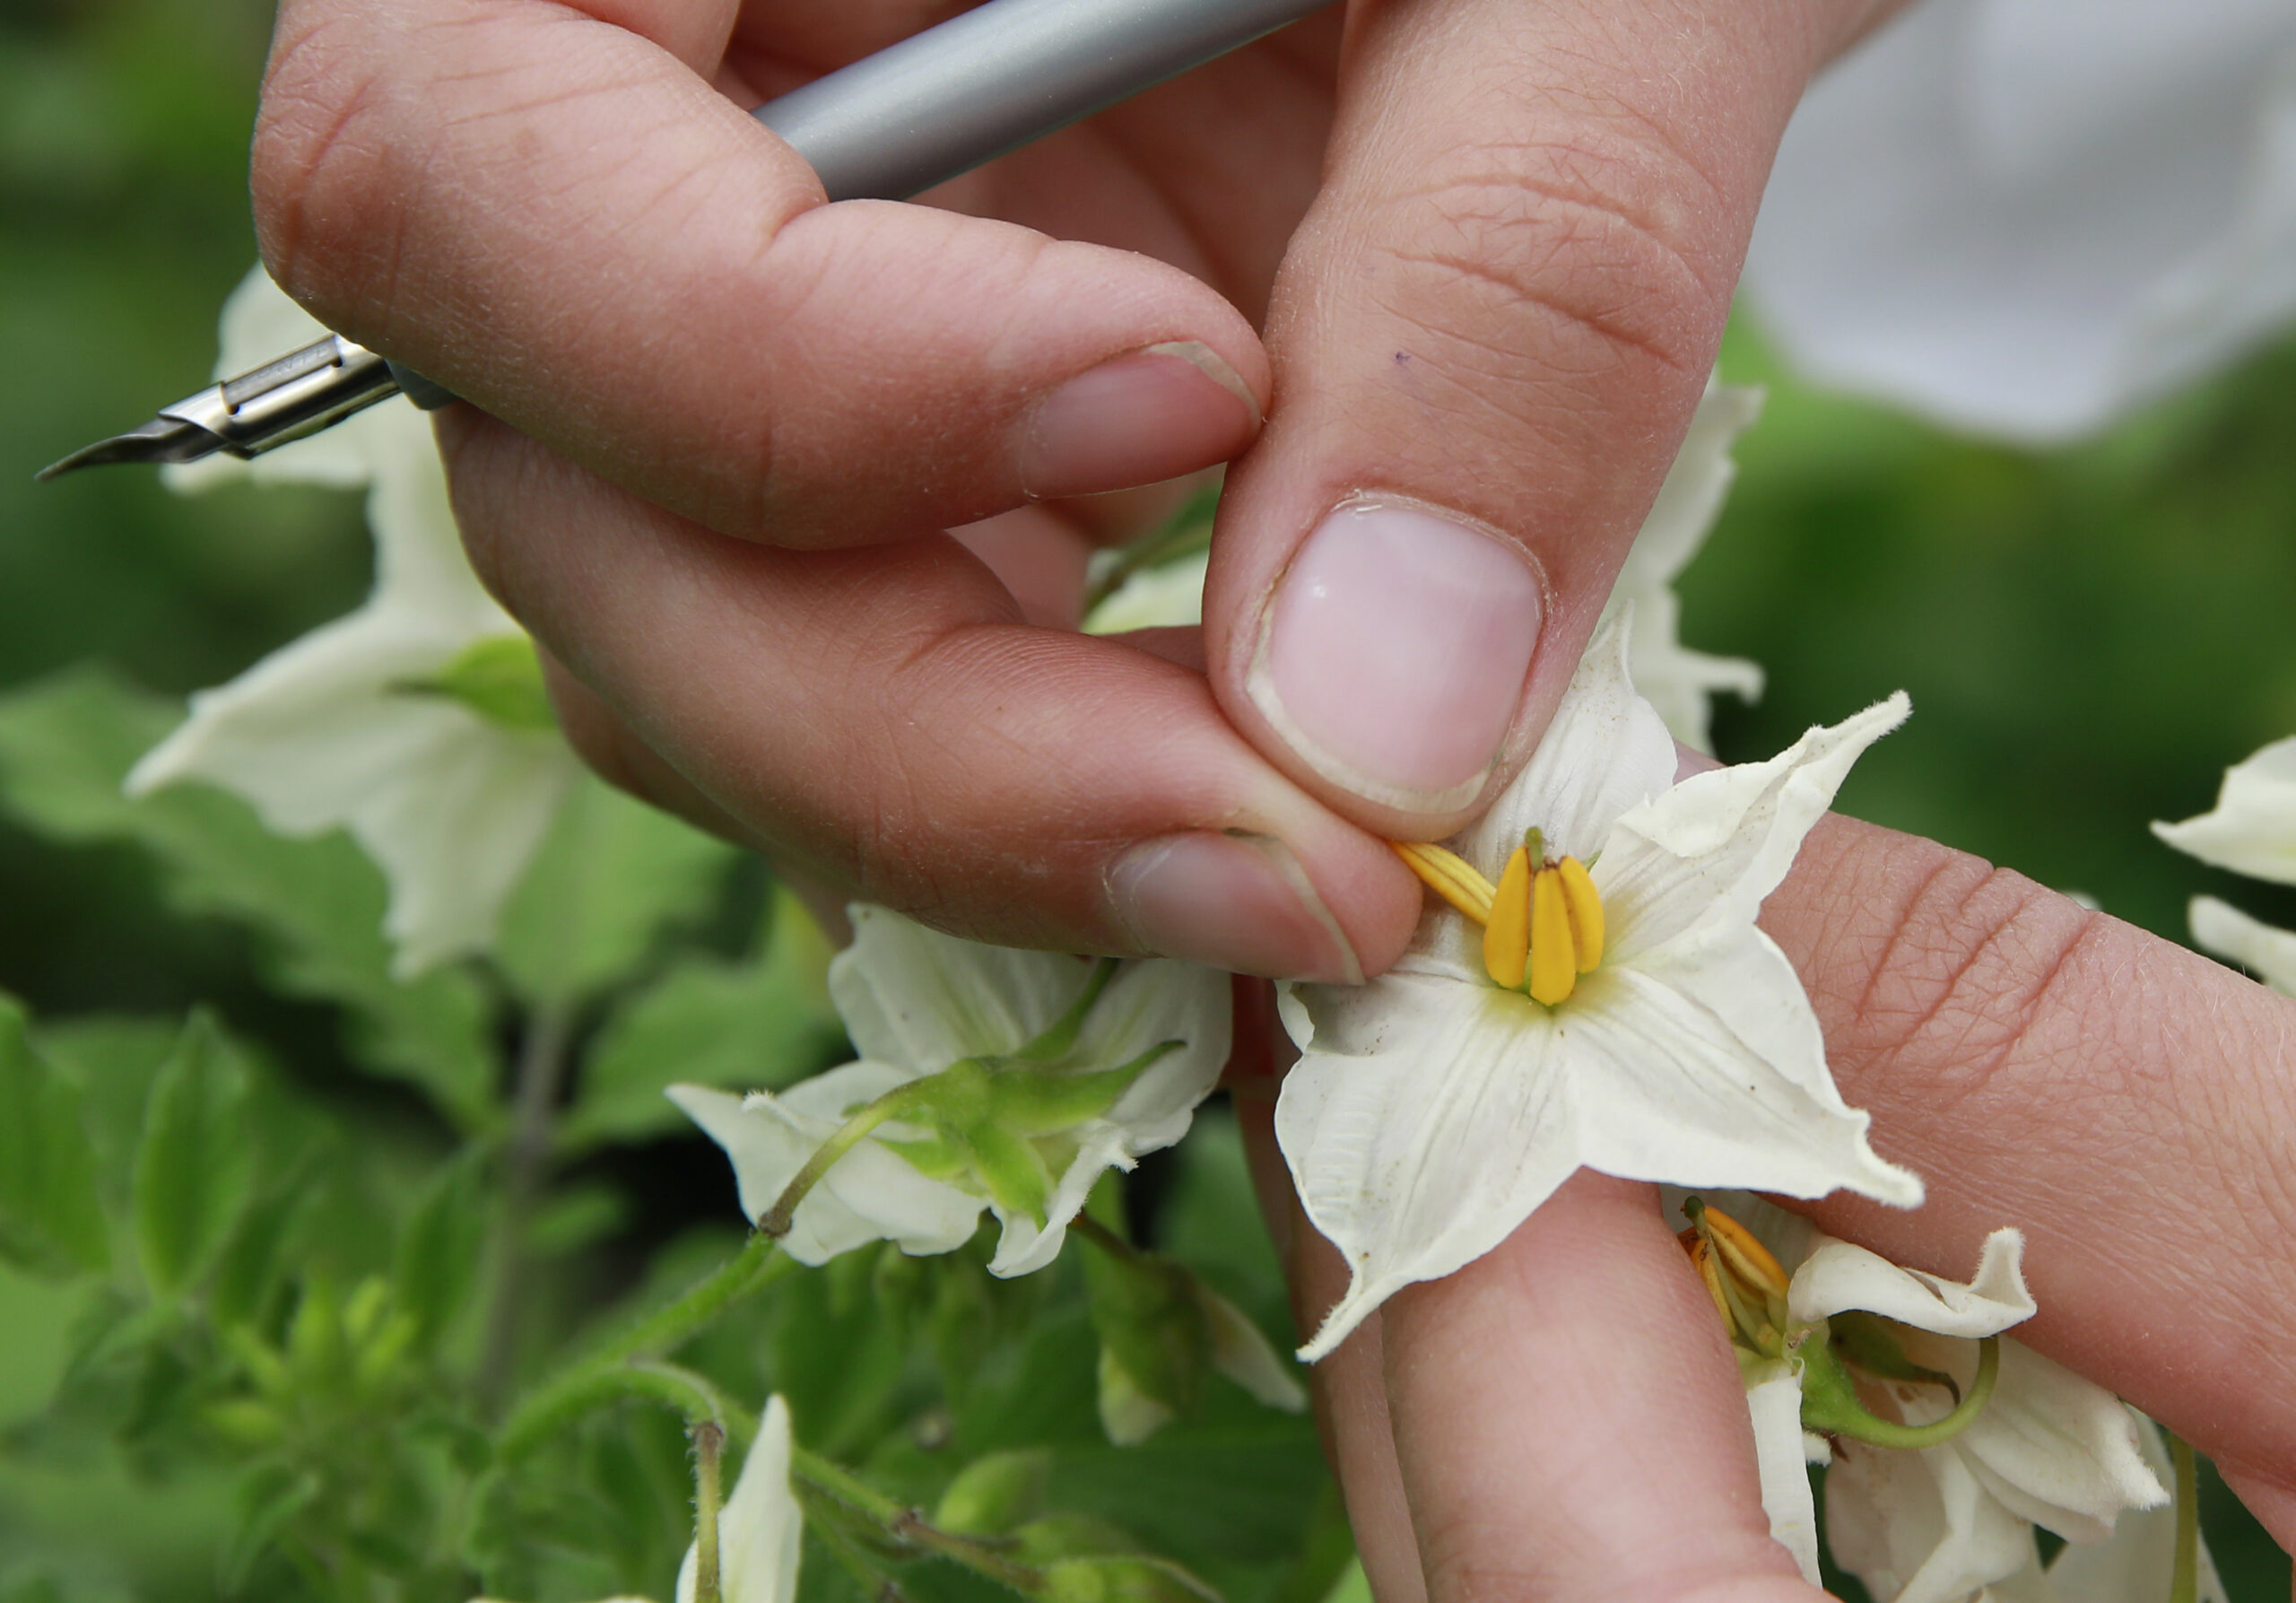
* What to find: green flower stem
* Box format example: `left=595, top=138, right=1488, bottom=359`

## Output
left=499, top=1358, right=755, bottom=1461
left=693, top=1419, right=726, bottom=1603
left=2170, top=1432, right=2199, bottom=1603
left=497, top=1235, right=787, bottom=1459
left=1801, top=1335, right=2001, bottom=1451
left=761, top=1082, right=935, bottom=1238
left=1013, top=957, right=1122, bottom=1064
left=791, top=1444, right=1045, bottom=1595
left=478, top=1002, right=578, bottom=1413
left=1069, top=1211, right=1138, bottom=1262
left=804, top=1501, right=912, bottom=1603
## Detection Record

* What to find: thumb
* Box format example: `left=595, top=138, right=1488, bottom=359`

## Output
left=1207, top=0, right=1866, bottom=845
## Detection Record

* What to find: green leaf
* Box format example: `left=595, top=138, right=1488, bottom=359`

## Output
left=220, top=1459, right=322, bottom=1593
left=0, top=995, right=109, bottom=1277
left=567, top=884, right=842, bottom=1149
left=0, top=668, right=498, bottom=1129
left=392, top=1146, right=488, bottom=1346
left=495, top=771, right=742, bottom=1008
left=392, top=633, right=558, bottom=732
left=30, top=1015, right=190, bottom=1209
left=130, top=1010, right=254, bottom=1299
left=208, top=1160, right=317, bottom=1331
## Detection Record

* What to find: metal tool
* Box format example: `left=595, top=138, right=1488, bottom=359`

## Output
left=39, top=0, right=1328, bottom=481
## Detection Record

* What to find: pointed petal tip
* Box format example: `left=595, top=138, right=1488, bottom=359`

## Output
left=1293, top=1275, right=1393, bottom=1363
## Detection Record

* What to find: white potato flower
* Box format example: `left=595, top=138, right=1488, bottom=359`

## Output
left=1677, top=1193, right=2170, bottom=1600
left=129, top=266, right=582, bottom=977
left=1275, top=614, right=1919, bottom=1361
left=673, top=906, right=1231, bottom=1277
left=2154, top=735, right=2296, bottom=993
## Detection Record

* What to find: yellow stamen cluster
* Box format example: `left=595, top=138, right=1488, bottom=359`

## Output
left=1390, top=833, right=1605, bottom=1005
left=1679, top=1198, right=1792, bottom=1357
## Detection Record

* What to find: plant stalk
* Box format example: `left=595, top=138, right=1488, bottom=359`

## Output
left=477, top=1003, right=578, bottom=1412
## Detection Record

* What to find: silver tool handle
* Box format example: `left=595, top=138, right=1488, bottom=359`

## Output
left=760, top=0, right=1329, bottom=203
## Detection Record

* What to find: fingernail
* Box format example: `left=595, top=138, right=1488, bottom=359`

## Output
left=1107, top=832, right=1361, bottom=984
left=1019, top=342, right=1260, bottom=501
left=1248, top=500, right=1541, bottom=813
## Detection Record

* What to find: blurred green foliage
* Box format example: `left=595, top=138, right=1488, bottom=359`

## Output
left=1, top=0, right=2292, bottom=1598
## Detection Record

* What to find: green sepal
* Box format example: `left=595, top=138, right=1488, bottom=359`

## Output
left=392, top=633, right=557, bottom=731
left=1797, top=1324, right=2004, bottom=1451
left=1831, top=1309, right=1961, bottom=1401
left=1084, top=1240, right=1211, bottom=1440
left=935, top=1449, right=1055, bottom=1537
left=1039, top=1554, right=1225, bottom=1603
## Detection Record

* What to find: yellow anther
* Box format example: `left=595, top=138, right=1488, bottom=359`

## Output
left=1556, top=856, right=1604, bottom=973
left=1526, top=866, right=1578, bottom=1005
left=1700, top=1203, right=1791, bottom=1305
left=1680, top=1198, right=1792, bottom=1356
left=1483, top=847, right=1532, bottom=989
left=1391, top=841, right=1495, bottom=925
left=1398, top=834, right=1605, bottom=1004
left=1683, top=1236, right=1734, bottom=1329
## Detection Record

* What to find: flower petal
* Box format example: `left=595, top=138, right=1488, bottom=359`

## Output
left=1197, top=1282, right=1308, bottom=1413
left=1886, top=1330, right=2166, bottom=1544
left=1451, top=613, right=1677, bottom=873
left=831, top=906, right=1090, bottom=1071
left=2152, top=735, right=2296, bottom=884
left=1076, top=960, right=1232, bottom=1147
left=1602, top=380, right=1766, bottom=754
left=1276, top=971, right=1578, bottom=1359
left=1083, top=549, right=1209, bottom=634
left=1565, top=958, right=1922, bottom=1206
left=1746, top=1364, right=1822, bottom=1584
left=986, top=1123, right=1131, bottom=1276
left=2044, top=1416, right=2230, bottom=1603
left=1601, top=691, right=1911, bottom=963
left=1788, top=1228, right=2031, bottom=1333
left=667, top=1078, right=983, bottom=1264
left=2187, top=894, right=2296, bottom=994
left=126, top=606, right=581, bottom=976
left=676, top=1395, right=803, bottom=1603
left=1825, top=1434, right=2043, bottom=1603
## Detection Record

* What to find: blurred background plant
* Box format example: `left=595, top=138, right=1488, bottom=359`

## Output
left=2, top=0, right=2291, bottom=1599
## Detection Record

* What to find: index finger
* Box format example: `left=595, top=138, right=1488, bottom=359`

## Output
left=254, top=0, right=1269, bottom=546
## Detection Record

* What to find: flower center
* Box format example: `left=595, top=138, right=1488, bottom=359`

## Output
left=1392, top=830, right=1605, bottom=1005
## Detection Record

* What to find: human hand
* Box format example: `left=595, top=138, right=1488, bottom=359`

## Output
left=1233, top=813, right=2296, bottom=1600
left=249, top=0, right=1899, bottom=983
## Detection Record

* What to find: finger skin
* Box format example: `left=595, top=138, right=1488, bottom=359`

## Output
left=1762, top=815, right=2296, bottom=1544
left=445, top=409, right=1418, bottom=979
left=1378, top=1173, right=1813, bottom=1603
left=1205, top=0, right=1889, bottom=841
left=1246, top=1078, right=1818, bottom=1603
left=253, top=0, right=1268, bottom=548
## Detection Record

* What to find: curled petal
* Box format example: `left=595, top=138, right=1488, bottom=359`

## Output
left=1787, top=1228, right=2031, bottom=1335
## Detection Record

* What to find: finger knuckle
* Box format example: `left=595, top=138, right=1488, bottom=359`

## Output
left=1826, top=846, right=2105, bottom=1112
left=1356, top=115, right=1726, bottom=403
left=250, top=6, right=410, bottom=323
